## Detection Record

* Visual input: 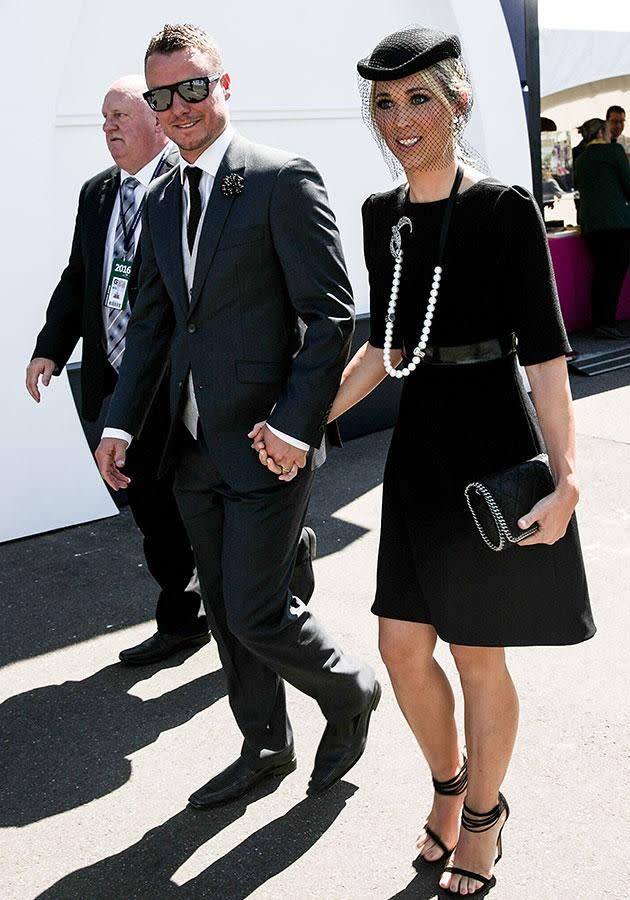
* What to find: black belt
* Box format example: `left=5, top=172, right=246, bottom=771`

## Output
left=418, top=333, right=516, bottom=365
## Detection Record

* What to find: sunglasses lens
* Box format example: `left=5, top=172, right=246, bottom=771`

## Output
left=177, top=79, right=211, bottom=103
left=146, top=88, right=172, bottom=112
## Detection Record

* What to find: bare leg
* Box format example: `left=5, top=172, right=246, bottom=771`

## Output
left=378, top=618, right=465, bottom=861
left=439, top=645, right=518, bottom=895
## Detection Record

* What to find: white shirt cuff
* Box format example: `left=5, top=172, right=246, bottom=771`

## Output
left=266, top=424, right=309, bottom=451
left=102, top=427, right=133, bottom=447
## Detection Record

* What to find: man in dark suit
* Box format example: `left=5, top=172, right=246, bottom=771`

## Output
left=27, top=74, right=317, bottom=666
left=27, top=75, right=211, bottom=665
left=96, top=24, right=378, bottom=806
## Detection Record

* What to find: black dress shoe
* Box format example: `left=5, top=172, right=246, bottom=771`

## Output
left=118, top=630, right=210, bottom=665
left=188, top=751, right=297, bottom=808
left=307, top=681, right=381, bottom=795
left=290, top=526, right=317, bottom=604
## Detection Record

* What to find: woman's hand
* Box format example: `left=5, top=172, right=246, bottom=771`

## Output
left=517, top=481, right=579, bottom=546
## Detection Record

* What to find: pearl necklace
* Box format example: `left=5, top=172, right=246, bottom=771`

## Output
left=383, top=166, right=463, bottom=379
left=383, top=215, right=442, bottom=378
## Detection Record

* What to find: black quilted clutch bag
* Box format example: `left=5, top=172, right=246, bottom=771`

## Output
left=464, top=454, right=555, bottom=551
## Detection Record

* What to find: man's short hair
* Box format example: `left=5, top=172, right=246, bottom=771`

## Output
left=145, top=24, right=222, bottom=69
left=606, top=105, right=626, bottom=119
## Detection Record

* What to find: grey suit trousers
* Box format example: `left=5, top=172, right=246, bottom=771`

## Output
left=173, top=428, right=374, bottom=767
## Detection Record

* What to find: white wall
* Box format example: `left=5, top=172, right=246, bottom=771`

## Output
left=1, top=0, right=528, bottom=541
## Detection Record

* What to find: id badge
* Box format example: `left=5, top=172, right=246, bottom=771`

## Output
left=105, top=258, right=133, bottom=310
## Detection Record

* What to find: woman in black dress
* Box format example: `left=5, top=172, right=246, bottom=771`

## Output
left=328, top=27, right=595, bottom=899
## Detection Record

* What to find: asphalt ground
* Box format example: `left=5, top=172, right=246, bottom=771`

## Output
left=1, top=352, right=629, bottom=900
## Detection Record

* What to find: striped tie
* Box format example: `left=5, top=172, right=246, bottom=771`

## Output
left=106, top=176, right=139, bottom=372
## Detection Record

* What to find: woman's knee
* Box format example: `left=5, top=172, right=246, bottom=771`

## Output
left=449, top=643, right=506, bottom=684
left=378, top=619, right=437, bottom=673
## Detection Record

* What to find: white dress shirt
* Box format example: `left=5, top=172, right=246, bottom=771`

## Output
left=103, top=125, right=308, bottom=452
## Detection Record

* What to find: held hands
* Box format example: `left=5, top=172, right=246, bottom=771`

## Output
left=95, top=438, right=131, bottom=491
left=247, top=422, right=306, bottom=482
left=26, top=358, right=56, bottom=402
left=517, top=481, right=579, bottom=546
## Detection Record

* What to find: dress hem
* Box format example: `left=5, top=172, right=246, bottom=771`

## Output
left=370, top=607, right=597, bottom=648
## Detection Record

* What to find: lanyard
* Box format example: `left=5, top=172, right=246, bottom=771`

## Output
left=118, top=152, right=168, bottom=255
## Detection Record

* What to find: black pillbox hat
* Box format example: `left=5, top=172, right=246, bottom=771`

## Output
left=357, top=27, right=461, bottom=81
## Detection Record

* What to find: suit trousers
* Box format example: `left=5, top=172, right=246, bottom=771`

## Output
left=172, top=426, right=373, bottom=767
left=120, top=379, right=205, bottom=635
left=584, top=229, right=630, bottom=327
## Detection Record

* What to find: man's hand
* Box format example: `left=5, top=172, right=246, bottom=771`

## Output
left=247, top=422, right=306, bottom=481
left=95, top=438, right=131, bottom=491
left=26, top=358, right=57, bottom=403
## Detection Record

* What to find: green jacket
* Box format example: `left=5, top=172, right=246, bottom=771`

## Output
left=574, top=142, right=630, bottom=234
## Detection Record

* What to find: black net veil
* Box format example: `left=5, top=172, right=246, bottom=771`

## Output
left=357, top=26, right=488, bottom=177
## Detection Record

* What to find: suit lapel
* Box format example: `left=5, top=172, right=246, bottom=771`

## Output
left=152, top=168, right=189, bottom=314
left=92, top=169, right=119, bottom=293
left=189, top=135, right=248, bottom=315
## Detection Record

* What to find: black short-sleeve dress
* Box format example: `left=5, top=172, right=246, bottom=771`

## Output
left=364, top=180, right=595, bottom=646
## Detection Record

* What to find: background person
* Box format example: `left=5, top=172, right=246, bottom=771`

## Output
left=574, top=116, right=630, bottom=339
left=96, top=24, right=379, bottom=808
left=326, top=27, right=594, bottom=899
left=541, top=165, right=565, bottom=209
left=606, top=104, right=626, bottom=144
left=26, top=76, right=208, bottom=665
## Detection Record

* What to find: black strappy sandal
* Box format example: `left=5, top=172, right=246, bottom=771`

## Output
left=438, top=792, right=510, bottom=898
left=417, top=756, right=468, bottom=865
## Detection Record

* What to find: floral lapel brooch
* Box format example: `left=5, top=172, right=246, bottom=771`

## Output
left=221, top=173, right=245, bottom=197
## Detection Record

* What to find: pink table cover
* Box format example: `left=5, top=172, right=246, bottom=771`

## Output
left=548, top=231, right=630, bottom=332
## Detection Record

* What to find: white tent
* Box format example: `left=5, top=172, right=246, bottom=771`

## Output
left=539, top=0, right=630, bottom=97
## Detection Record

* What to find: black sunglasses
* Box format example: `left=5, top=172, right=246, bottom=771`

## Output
left=143, top=72, right=222, bottom=112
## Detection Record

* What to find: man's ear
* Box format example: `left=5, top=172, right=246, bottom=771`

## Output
left=221, top=72, right=231, bottom=100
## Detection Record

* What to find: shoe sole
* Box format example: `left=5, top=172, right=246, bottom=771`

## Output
left=188, top=758, right=297, bottom=809
left=304, top=526, right=317, bottom=561
left=307, top=681, right=382, bottom=795
left=118, top=633, right=211, bottom=666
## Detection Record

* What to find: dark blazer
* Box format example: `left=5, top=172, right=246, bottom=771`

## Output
left=107, top=133, right=354, bottom=491
left=574, top=142, right=630, bottom=235
left=32, top=147, right=178, bottom=421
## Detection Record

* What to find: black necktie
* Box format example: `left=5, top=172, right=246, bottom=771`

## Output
left=184, top=165, right=203, bottom=252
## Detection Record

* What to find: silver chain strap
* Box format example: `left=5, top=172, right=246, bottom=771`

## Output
left=464, top=483, right=539, bottom=552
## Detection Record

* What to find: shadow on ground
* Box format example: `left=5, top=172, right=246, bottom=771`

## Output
left=0, top=652, right=223, bottom=827
left=568, top=324, right=630, bottom=400
left=37, top=781, right=358, bottom=899
left=386, top=855, right=446, bottom=899
left=0, top=429, right=392, bottom=668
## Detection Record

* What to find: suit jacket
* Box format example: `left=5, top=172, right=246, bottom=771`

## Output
left=32, top=147, right=179, bottom=421
left=107, top=133, right=355, bottom=491
left=574, top=142, right=630, bottom=234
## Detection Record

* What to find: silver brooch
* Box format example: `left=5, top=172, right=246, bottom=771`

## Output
left=390, top=216, right=412, bottom=260
left=221, top=173, right=245, bottom=197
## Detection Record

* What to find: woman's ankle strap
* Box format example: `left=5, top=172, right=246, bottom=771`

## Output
left=432, top=756, right=468, bottom=795
left=461, top=792, right=507, bottom=833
